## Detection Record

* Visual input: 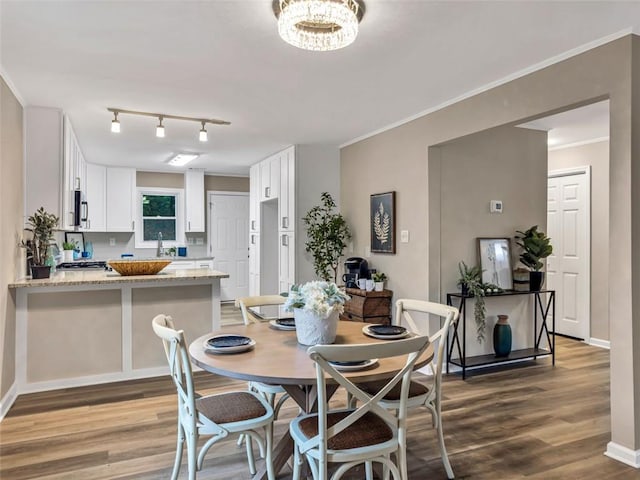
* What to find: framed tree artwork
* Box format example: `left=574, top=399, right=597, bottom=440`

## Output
left=370, top=191, right=396, bottom=254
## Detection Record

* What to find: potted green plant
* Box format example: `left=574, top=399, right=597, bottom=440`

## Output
left=284, top=281, right=350, bottom=345
left=515, top=225, right=553, bottom=291
left=23, top=207, right=59, bottom=279
left=303, top=192, right=351, bottom=283
left=457, top=261, right=487, bottom=343
left=62, top=241, right=76, bottom=262
left=372, top=272, right=387, bottom=291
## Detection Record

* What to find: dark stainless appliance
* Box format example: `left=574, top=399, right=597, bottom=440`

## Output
left=73, top=189, right=88, bottom=228
left=57, top=260, right=108, bottom=270
left=342, top=257, right=369, bottom=287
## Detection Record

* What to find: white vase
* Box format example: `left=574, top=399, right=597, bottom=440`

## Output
left=374, top=281, right=384, bottom=292
left=63, top=250, right=74, bottom=262
left=294, top=308, right=339, bottom=346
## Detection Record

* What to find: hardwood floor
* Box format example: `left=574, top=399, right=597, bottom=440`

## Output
left=1, top=337, right=639, bottom=479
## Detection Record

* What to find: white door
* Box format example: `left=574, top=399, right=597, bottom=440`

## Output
left=208, top=193, right=250, bottom=302
left=547, top=169, right=590, bottom=340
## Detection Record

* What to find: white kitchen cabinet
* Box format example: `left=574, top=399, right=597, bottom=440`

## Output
left=185, top=169, right=205, bottom=232
left=249, top=233, right=260, bottom=295
left=279, top=231, right=295, bottom=294
left=84, top=163, right=106, bottom=231
left=106, top=167, right=136, bottom=231
left=278, top=146, right=295, bottom=231
left=259, top=153, right=280, bottom=202
left=165, top=259, right=213, bottom=271
left=63, top=116, right=87, bottom=230
left=249, top=164, right=260, bottom=232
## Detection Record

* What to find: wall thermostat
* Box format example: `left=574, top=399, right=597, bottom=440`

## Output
left=490, top=200, right=503, bottom=213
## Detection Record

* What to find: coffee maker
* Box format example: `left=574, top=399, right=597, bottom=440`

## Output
left=342, top=257, right=369, bottom=288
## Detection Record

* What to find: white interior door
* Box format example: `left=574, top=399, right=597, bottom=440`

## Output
left=208, top=192, right=249, bottom=302
left=547, top=168, right=590, bottom=340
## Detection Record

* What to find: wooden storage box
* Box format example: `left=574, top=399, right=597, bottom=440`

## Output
left=340, top=288, right=392, bottom=325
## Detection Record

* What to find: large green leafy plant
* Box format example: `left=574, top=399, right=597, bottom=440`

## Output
left=515, top=225, right=553, bottom=271
left=457, top=261, right=487, bottom=343
left=303, top=192, right=351, bottom=283
left=23, top=207, right=59, bottom=266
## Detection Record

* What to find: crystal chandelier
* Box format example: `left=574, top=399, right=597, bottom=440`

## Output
left=276, top=0, right=364, bottom=52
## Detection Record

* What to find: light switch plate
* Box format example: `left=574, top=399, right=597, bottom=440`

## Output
left=109, top=238, right=116, bottom=246
left=187, top=237, right=194, bottom=245
left=196, top=237, right=204, bottom=245
left=400, top=230, right=409, bottom=243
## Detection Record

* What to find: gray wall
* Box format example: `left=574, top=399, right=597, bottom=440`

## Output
left=1, top=76, right=24, bottom=401
left=341, top=35, right=640, bottom=451
left=549, top=140, right=610, bottom=342
left=436, top=125, right=548, bottom=354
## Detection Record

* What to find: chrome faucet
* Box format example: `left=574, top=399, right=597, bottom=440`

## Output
left=157, top=232, right=164, bottom=257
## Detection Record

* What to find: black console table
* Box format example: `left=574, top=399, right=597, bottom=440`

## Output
left=446, top=290, right=555, bottom=379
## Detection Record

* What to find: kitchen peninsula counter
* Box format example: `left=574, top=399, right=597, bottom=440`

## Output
left=9, top=268, right=229, bottom=395
left=9, top=268, right=228, bottom=288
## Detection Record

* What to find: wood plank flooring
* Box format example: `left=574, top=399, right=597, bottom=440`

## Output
left=2, top=336, right=639, bottom=479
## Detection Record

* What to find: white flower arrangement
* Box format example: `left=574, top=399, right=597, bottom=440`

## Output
left=284, top=281, right=350, bottom=317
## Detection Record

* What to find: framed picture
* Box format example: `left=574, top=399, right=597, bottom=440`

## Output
left=477, top=237, right=513, bottom=290
left=65, top=231, right=85, bottom=253
left=370, top=191, right=396, bottom=254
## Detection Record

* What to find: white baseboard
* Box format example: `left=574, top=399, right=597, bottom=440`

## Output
left=589, top=338, right=610, bottom=349
left=0, top=382, right=18, bottom=421
left=18, top=367, right=169, bottom=395
left=605, top=441, right=640, bottom=468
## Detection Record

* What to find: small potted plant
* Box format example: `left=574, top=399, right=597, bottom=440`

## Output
left=457, top=261, right=487, bottom=343
left=284, top=281, right=350, bottom=346
left=515, top=225, right=553, bottom=291
left=372, top=272, right=387, bottom=291
left=23, top=207, right=59, bottom=279
left=62, top=241, right=77, bottom=262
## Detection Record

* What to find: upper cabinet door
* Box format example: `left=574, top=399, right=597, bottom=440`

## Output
left=279, top=146, right=295, bottom=231
left=185, top=168, right=205, bottom=232
left=249, top=164, right=260, bottom=232
left=259, top=154, right=280, bottom=202
left=106, top=167, right=136, bottom=231
left=85, top=163, right=106, bottom=231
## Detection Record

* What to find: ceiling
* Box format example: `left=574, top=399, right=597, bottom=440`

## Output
left=1, top=1, right=637, bottom=176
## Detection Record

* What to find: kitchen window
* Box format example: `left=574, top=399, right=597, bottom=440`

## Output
left=135, top=187, right=185, bottom=248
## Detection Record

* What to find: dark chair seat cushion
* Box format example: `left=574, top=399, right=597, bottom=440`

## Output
left=299, top=410, right=393, bottom=450
left=358, top=380, right=429, bottom=401
left=197, top=391, right=267, bottom=424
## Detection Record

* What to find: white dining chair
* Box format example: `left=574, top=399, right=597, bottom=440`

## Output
left=354, top=299, right=459, bottom=479
left=289, top=334, right=431, bottom=480
left=152, top=314, right=276, bottom=480
left=236, top=295, right=292, bottom=418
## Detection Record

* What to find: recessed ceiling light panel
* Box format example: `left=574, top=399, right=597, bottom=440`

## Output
left=167, top=153, right=199, bottom=167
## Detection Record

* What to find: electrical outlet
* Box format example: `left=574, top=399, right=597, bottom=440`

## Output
left=109, top=238, right=116, bottom=246
left=196, top=237, right=204, bottom=245
left=187, top=237, right=194, bottom=245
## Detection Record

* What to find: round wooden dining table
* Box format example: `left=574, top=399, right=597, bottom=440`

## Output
left=189, top=320, right=433, bottom=480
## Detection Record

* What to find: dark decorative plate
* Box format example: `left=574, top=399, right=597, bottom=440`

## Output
left=368, top=325, right=407, bottom=336
left=330, top=360, right=368, bottom=366
left=276, top=318, right=295, bottom=327
left=207, top=335, right=252, bottom=348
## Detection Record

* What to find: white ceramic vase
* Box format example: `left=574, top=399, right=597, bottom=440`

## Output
left=374, top=281, right=384, bottom=292
left=294, top=308, right=339, bottom=346
left=63, top=250, right=74, bottom=262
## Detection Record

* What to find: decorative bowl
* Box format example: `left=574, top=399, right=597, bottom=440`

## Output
left=108, top=259, right=171, bottom=276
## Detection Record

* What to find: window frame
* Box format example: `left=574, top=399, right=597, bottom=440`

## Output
left=135, top=187, right=185, bottom=249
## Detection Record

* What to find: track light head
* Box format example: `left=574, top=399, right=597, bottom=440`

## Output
left=156, top=116, right=165, bottom=138
left=199, top=121, right=208, bottom=142
left=111, top=111, right=120, bottom=133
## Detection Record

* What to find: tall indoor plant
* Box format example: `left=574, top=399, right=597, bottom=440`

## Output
left=23, top=207, right=59, bottom=279
left=515, top=225, right=553, bottom=291
left=303, top=192, right=351, bottom=283
left=457, top=261, right=487, bottom=343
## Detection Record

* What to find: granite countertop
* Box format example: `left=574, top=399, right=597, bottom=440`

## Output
left=9, top=268, right=229, bottom=289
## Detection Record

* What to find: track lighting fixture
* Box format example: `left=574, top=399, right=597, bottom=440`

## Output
left=107, top=108, right=230, bottom=141
left=156, top=116, right=165, bottom=138
left=111, top=111, right=121, bottom=133
left=199, top=122, right=208, bottom=142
